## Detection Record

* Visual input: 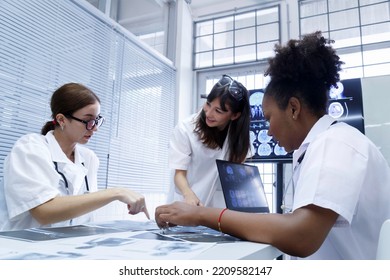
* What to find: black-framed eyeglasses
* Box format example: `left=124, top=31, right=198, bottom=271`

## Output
left=66, top=115, right=104, bottom=130
left=217, top=74, right=244, bottom=101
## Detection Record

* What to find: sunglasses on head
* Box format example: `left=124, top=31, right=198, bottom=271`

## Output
left=216, top=74, right=244, bottom=101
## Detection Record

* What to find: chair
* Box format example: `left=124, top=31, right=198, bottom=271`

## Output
left=376, top=219, right=390, bottom=259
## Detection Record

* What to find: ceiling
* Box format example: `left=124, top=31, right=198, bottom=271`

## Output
left=85, top=0, right=275, bottom=36
left=188, top=0, right=269, bottom=19
left=87, top=0, right=271, bottom=20
left=189, top=0, right=228, bottom=10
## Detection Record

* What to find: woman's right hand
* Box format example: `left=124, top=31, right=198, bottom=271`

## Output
left=174, top=170, right=203, bottom=206
left=155, top=201, right=201, bottom=228
left=115, top=188, right=150, bottom=219
left=183, top=192, right=203, bottom=206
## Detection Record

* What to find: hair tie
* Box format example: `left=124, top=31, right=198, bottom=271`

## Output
left=52, top=120, right=57, bottom=125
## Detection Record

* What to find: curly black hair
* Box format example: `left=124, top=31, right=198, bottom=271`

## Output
left=264, top=31, right=344, bottom=117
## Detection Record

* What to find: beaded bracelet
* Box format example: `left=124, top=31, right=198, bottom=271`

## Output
left=218, top=208, right=228, bottom=232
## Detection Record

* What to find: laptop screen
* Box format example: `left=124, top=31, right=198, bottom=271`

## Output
left=216, top=159, right=270, bottom=213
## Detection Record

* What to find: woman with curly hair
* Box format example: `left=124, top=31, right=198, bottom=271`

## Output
left=156, top=31, right=390, bottom=259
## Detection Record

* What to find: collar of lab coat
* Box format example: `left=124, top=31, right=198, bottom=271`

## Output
left=293, top=115, right=337, bottom=167
left=45, top=131, right=88, bottom=194
left=45, top=131, right=86, bottom=165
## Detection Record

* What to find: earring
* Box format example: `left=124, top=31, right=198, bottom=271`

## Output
left=61, top=125, right=64, bottom=131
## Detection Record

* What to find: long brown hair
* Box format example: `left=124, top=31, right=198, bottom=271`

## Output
left=194, top=76, right=250, bottom=163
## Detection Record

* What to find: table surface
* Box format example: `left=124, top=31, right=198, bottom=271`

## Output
left=0, top=220, right=282, bottom=260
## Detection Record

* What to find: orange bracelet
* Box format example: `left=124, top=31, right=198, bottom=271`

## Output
left=218, top=208, right=228, bottom=232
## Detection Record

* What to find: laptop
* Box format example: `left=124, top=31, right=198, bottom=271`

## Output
left=216, top=159, right=270, bottom=213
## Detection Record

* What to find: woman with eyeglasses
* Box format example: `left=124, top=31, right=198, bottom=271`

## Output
left=1, top=83, right=149, bottom=231
left=167, top=75, right=251, bottom=207
left=156, top=31, right=390, bottom=259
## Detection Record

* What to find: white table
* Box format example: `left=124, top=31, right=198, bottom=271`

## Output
left=194, top=241, right=282, bottom=260
left=0, top=221, right=282, bottom=260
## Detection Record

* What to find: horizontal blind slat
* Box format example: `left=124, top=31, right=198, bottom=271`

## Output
left=0, top=0, right=176, bottom=192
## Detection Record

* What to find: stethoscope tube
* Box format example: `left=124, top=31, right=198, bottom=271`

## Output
left=53, top=161, right=89, bottom=193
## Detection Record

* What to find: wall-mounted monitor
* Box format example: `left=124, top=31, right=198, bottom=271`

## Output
left=248, top=89, right=292, bottom=163
left=327, top=78, right=365, bottom=134
left=248, top=78, right=365, bottom=163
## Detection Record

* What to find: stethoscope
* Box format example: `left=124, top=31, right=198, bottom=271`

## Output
left=281, top=120, right=338, bottom=213
left=53, top=161, right=90, bottom=194
left=281, top=151, right=306, bottom=213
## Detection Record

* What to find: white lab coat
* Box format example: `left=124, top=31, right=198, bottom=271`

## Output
left=167, top=112, right=228, bottom=207
left=0, top=131, right=99, bottom=231
left=291, top=115, right=390, bottom=259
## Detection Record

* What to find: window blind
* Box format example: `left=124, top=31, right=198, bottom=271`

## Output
left=0, top=0, right=176, bottom=195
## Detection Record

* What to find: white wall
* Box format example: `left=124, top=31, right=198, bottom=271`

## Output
left=175, top=0, right=196, bottom=122
left=362, top=75, right=390, bottom=165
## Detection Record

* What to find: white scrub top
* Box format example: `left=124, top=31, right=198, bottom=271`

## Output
left=1, top=131, right=99, bottom=231
left=291, top=115, right=390, bottom=259
left=167, top=112, right=228, bottom=207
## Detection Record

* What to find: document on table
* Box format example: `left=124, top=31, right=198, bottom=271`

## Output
left=0, top=231, right=216, bottom=260
left=0, top=220, right=159, bottom=242
left=0, top=221, right=244, bottom=259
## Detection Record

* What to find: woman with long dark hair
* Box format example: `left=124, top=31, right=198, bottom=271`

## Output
left=168, top=75, right=251, bottom=207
